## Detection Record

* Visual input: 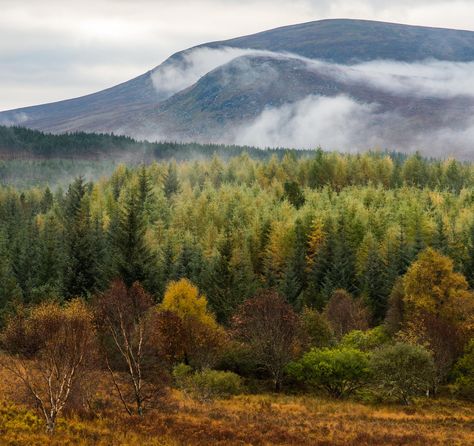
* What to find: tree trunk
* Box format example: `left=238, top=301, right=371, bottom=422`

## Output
left=274, top=377, right=282, bottom=392
left=45, top=418, right=56, bottom=434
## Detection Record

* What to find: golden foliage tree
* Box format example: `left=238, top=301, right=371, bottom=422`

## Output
left=403, top=248, right=473, bottom=323
left=159, top=279, right=225, bottom=369
left=401, top=248, right=474, bottom=383
left=161, top=278, right=216, bottom=329
left=305, top=218, right=326, bottom=272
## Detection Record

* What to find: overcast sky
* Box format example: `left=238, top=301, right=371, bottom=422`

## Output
left=1, top=0, right=474, bottom=110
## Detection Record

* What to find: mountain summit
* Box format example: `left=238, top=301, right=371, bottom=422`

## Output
left=2, top=19, right=474, bottom=156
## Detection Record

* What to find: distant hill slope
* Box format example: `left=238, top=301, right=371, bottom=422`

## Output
left=1, top=19, right=474, bottom=157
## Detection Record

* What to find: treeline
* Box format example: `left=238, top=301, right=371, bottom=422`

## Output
left=1, top=152, right=474, bottom=430
left=0, top=125, right=314, bottom=161
left=3, top=125, right=474, bottom=192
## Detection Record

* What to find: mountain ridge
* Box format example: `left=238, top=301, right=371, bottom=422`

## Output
left=2, top=19, right=474, bottom=156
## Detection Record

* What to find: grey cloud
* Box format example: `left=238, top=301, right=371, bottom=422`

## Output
left=150, top=47, right=278, bottom=98
left=230, top=94, right=474, bottom=158
left=153, top=46, right=474, bottom=100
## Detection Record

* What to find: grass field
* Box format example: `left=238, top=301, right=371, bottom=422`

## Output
left=1, top=386, right=474, bottom=446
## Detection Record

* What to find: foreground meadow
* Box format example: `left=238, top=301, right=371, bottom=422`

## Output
left=1, top=379, right=473, bottom=446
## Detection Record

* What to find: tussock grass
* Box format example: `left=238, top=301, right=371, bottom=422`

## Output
left=0, top=366, right=473, bottom=445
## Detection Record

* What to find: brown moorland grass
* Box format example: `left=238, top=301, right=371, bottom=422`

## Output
left=0, top=365, right=473, bottom=445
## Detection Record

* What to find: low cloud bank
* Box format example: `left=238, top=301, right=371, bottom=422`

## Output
left=338, top=59, right=474, bottom=99
left=232, top=95, right=377, bottom=152
left=230, top=94, right=474, bottom=158
left=150, top=47, right=274, bottom=98
left=150, top=45, right=474, bottom=100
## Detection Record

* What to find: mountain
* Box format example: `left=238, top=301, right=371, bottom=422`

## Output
left=2, top=19, right=474, bottom=156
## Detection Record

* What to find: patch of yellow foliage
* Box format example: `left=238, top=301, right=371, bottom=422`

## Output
left=161, top=278, right=216, bottom=328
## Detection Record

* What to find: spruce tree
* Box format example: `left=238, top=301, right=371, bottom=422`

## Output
left=206, top=234, right=233, bottom=323
left=112, top=190, right=156, bottom=291
left=0, top=230, right=22, bottom=314
left=362, top=242, right=389, bottom=324
left=280, top=219, right=307, bottom=306
left=63, top=177, right=100, bottom=298
left=465, top=222, right=474, bottom=288
left=163, top=162, right=180, bottom=199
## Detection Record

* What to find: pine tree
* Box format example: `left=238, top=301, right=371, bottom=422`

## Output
left=63, top=177, right=99, bottom=298
left=10, top=220, right=40, bottom=302
left=40, top=187, right=54, bottom=213
left=173, top=241, right=194, bottom=281
left=283, top=181, right=305, bottom=209
left=137, top=164, right=155, bottom=222
left=432, top=216, right=448, bottom=255
left=387, top=224, right=413, bottom=283
left=280, top=219, right=307, bottom=306
left=305, top=218, right=333, bottom=309
left=157, top=240, right=175, bottom=298
left=172, top=239, right=204, bottom=287
left=323, top=216, right=357, bottom=300
left=362, top=241, right=389, bottom=324
left=306, top=218, right=326, bottom=272
left=0, top=230, right=22, bottom=314
left=412, top=220, right=426, bottom=259
left=465, top=222, right=474, bottom=288
left=37, top=213, right=64, bottom=291
left=163, top=162, right=180, bottom=199
left=207, top=233, right=233, bottom=323
left=112, top=190, right=156, bottom=291
left=229, top=244, right=257, bottom=311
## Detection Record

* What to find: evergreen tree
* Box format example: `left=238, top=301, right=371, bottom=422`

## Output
left=432, top=216, right=448, bottom=255
left=387, top=224, right=413, bottom=283
left=0, top=230, right=22, bottom=314
left=465, top=222, right=474, bottom=288
left=10, top=221, right=40, bottom=302
left=172, top=239, right=205, bottom=288
left=305, top=219, right=333, bottom=309
left=323, top=217, right=357, bottom=300
left=137, top=164, right=155, bottom=222
left=112, top=190, right=156, bottom=291
left=40, top=187, right=54, bottom=213
left=362, top=241, right=389, bottom=324
left=283, top=180, right=305, bottom=209
left=163, top=162, right=180, bottom=199
left=280, top=219, right=307, bottom=306
left=63, top=177, right=100, bottom=298
left=206, top=233, right=233, bottom=323
left=36, top=213, right=64, bottom=296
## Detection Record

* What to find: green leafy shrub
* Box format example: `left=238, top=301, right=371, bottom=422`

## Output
left=340, top=326, right=390, bottom=351
left=300, top=307, right=334, bottom=349
left=173, top=364, right=242, bottom=401
left=216, top=341, right=262, bottom=377
left=370, top=342, right=435, bottom=404
left=452, top=340, right=474, bottom=401
left=287, top=347, right=370, bottom=398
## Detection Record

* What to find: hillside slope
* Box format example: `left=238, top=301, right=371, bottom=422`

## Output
left=1, top=19, right=474, bottom=155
